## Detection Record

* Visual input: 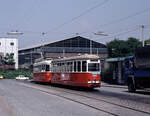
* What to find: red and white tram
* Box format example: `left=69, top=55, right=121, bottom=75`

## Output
left=33, top=54, right=101, bottom=88
left=33, top=58, right=52, bottom=82
left=51, top=54, right=101, bottom=88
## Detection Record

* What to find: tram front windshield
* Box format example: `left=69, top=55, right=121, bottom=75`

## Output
left=88, top=63, right=100, bottom=72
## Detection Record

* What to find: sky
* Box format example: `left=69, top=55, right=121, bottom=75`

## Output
left=0, top=0, right=150, bottom=49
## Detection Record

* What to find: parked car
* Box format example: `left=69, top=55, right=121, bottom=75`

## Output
left=16, top=75, right=29, bottom=80
left=0, top=75, right=3, bottom=79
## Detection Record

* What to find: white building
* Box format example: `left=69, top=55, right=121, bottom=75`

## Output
left=0, top=38, right=18, bottom=69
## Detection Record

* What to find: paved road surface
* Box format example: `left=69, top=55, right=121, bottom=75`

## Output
left=0, top=79, right=150, bottom=116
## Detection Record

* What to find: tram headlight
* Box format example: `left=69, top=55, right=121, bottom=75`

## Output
left=88, top=79, right=91, bottom=83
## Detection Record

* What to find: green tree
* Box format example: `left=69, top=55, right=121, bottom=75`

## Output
left=126, top=37, right=142, bottom=56
left=145, top=39, right=150, bottom=46
left=107, top=39, right=129, bottom=57
left=107, top=37, right=142, bottom=58
left=2, top=53, right=15, bottom=65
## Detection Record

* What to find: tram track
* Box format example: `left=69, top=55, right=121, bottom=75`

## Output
left=20, top=81, right=150, bottom=116
left=20, top=83, right=118, bottom=116
left=41, top=84, right=150, bottom=115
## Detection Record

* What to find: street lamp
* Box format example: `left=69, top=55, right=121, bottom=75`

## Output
left=141, top=25, right=145, bottom=47
left=7, top=30, right=23, bottom=35
left=90, top=31, right=108, bottom=54
left=94, top=31, right=108, bottom=36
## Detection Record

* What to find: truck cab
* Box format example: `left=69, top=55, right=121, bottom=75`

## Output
left=124, top=47, right=150, bottom=92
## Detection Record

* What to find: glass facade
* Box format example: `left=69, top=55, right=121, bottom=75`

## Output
left=19, top=36, right=108, bottom=67
left=19, top=36, right=107, bottom=54
left=42, top=47, right=107, bottom=54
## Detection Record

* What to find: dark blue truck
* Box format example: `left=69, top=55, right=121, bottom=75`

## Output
left=124, top=46, right=150, bottom=92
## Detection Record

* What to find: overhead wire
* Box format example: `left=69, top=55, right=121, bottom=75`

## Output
left=46, top=0, right=109, bottom=33
left=103, top=25, right=150, bottom=41
left=5, top=0, right=150, bottom=44
left=94, top=26, right=140, bottom=42
left=79, top=7, right=150, bottom=35
left=19, top=0, right=41, bottom=27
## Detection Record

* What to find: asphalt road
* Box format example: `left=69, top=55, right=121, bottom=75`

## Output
left=0, top=79, right=150, bottom=116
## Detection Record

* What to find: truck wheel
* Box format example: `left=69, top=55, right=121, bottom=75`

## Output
left=128, top=81, right=136, bottom=92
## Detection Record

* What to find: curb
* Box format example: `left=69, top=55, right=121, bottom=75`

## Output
left=101, top=83, right=127, bottom=89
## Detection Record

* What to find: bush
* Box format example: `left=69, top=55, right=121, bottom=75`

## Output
left=0, top=69, right=32, bottom=79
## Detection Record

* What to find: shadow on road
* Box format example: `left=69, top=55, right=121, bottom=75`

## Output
left=30, top=80, right=150, bottom=104
left=128, top=90, right=150, bottom=95
left=94, top=89, right=150, bottom=104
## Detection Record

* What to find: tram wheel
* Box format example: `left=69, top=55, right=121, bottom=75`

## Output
left=128, top=81, right=136, bottom=92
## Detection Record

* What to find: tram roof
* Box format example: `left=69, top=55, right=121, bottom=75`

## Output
left=53, top=54, right=100, bottom=62
left=34, top=58, right=52, bottom=65
left=34, top=60, right=52, bottom=66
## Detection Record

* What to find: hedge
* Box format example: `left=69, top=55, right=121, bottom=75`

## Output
left=0, top=69, right=32, bottom=79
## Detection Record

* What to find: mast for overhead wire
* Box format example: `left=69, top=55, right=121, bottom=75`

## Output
left=41, top=32, right=46, bottom=59
left=141, top=25, right=145, bottom=47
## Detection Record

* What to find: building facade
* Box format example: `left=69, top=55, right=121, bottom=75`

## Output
left=0, top=38, right=18, bottom=69
left=19, top=36, right=108, bottom=68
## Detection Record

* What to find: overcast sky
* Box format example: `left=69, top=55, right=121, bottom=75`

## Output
left=0, top=0, right=150, bottom=48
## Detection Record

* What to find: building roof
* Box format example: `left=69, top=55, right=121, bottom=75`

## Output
left=19, top=36, right=107, bottom=52
left=44, top=36, right=106, bottom=48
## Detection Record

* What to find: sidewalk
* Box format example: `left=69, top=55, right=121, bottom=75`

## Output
left=101, top=82, right=127, bottom=89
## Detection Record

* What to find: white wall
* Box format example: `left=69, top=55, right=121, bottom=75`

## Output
left=0, top=38, right=18, bottom=69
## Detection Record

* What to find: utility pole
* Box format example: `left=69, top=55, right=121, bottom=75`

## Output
left=90, top=35, right=92, bottom=54
left=90, top=40, right=92, bottom=54
left=89, top=31, right=109, bottom=55
left=142, top=25, right=145, bottom=47
left=63, top=49, right=65, bottom=58
left=41, top=32, right=46, bottom=59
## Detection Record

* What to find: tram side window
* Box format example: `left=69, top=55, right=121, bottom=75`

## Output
left=67, top=62, right=69, bottom=72
left=67, top=62, right=72, bottom=72
left=46, top=65, right=50, bottom=71
left=60, top=63, right=63, bottom=72
left=41, top=65, right=45, bottom=72
left=54, top=64, right=56, bottom=72
left=70, top=62, right=73, bottom=72
left=34, top=66, right=39, bottom=72
left=82, top=61, right=87, bottom=72
left=74, top=61, right=76, bottom=72
left=77, top=61, right=81, bottom=72
left=40, top=65, right=42, bottom=72
left=58, top=63, right=61, bottom=72
left=62, top=63, right=64, bottom=72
